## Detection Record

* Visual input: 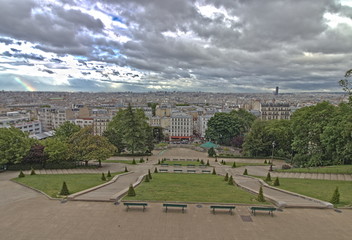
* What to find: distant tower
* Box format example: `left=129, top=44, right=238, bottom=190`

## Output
left=274, top=86, right=279, bottom=96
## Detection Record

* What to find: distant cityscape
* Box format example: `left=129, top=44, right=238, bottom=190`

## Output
left=0, top=90, right=347, bottom=141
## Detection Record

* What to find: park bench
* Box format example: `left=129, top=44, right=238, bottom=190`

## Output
left=202, top=170, right=211, bottom=173
left=159, top=169, right=168, bottom=172
left=161, top=163, right=169, bottom=166
left=180, top=159, right=185, bottom=161
left=199, top=165, right=207, bottom=168
left=250, top=207, right=276, bottom=216
left=187, top=170, right=196, bottom=173
left=173, top=164, right=182, bottom=166
left=123, top=202, right=148, bottom=211
left=163, top=203, right=187, bottom=213
left=173, top=159, right=178, bottom=161
left=210, top=205, right=236, bottom=215
left=174, top=169, right=183, bottom=173
left=187, top=164, right=195, bottom=167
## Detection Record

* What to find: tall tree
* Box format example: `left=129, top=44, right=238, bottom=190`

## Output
left=105, top=104, right=153, bottom=154
left=43, top=138, right=69, bottom=163
left=54, top=121, right=81, bottom=142
left=0, top=127, right=33, bottom=165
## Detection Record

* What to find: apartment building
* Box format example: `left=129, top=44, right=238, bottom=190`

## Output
left=260, top=103, right=291, bottom=120
left=93, top=116, right=111, bottom=136
left=169, top=113, right=193, bottom=141
left=0, top=111, right=42, bottom=135
left=198, top=114, right=214, bottom=138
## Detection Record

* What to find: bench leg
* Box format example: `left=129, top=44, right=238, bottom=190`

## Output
left=229, top=209, right=232, bottom=215
left=126, top=206, right=129, bottom=212
left=143, top=206, right=145, bottom=212
left=165, top=207, right=168, bottom=213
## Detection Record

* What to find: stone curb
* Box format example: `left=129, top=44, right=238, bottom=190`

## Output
left=111, top=173, right=147, bottom=202
left=10, top=179, right=62, bottom=201
left=236, top=174, right=333, bottom=209
left=67, top=171, right=133, bottom=200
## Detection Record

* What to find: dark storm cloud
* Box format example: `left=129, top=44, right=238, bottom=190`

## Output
left=0, top=0, right=350, bottom=92
left=1, top=51, right=45, bottom=61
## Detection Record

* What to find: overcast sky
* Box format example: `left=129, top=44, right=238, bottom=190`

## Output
left=0, top=0, right=351, bottom=93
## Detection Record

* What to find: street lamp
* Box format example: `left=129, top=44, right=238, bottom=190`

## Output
left=270, top=141, right=275, bottom=171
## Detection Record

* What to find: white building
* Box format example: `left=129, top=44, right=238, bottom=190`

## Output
left=0, top=111, right=42, bottom=135
left=198, top=114, right=214, bottom=138
left=170, top=113, right=193, bottom=141
left=93, top=116, right=111, bottom=136
left=69, top=118, right=94, bottom=128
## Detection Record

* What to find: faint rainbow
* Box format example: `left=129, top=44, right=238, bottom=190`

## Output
left=14, top=77, right=36, bottom=91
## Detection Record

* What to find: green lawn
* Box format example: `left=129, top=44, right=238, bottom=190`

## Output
left=124, top=173, right=268, bottom=204
left=262, top=177, right=352, bottom=207
left=13, top=172, right=122, bottom=198
left=161, top=160, right=202, bottom=166
left=103, top=160, right=139, bottom=164
left=276, top=165, right=352, bottom=174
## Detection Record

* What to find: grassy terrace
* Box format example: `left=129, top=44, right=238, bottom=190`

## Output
left=124, top=173, right=268, bottom=204
left=221, top=161, right=268, bottom=168
left=161, top=160, right=202, bottom=166
left=259, top=177, right=352, bottom=207
left=102, top=160, right=139, bottom=164
left=13, top=172, right=122, bottom=198
left=276, top=165, right=352, bottom=174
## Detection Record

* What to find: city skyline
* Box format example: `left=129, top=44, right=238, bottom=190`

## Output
left=0, top=0, right=352, bottom=93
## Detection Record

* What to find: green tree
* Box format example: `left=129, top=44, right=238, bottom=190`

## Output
left=69, top=126, right=116, bottom=167
left=330, top=187, right=340, bottom=205
left=30, top=168, right=36, bottom=175
left=127, top=184, right=136, bottom=196
left=43, top=138, right=69, bottom=163
left=257, top=186, right=265, bottom=202
left=265, top=172, right=271, bottom=182
left=60, top=181, right=70, bottom=195
left=243, top=169, right=248, bottom=175
left=224, top=173, right=229, bottom=181
left=232, top=162, right=236, bottom=168
left=291, top=102, right=336, bottom=167
left=145, top=175, right=150, bottom=182
left=54, top=121, right=80, bottom=142
left=101, top=173, right=106, bottom=181
left=105, top=104, right=154, bottom=154
left=228, top=175, right=234, bottom=185
left=208, top=147, right=216, bottom=157
left=339, top=69, right=352, bottom=104
left=0, top=127, right=32, bottom=165
left=107, top=170, right=112, bottom=178
left=18, top=170, right=25, bottom=178
left=273, top=177, right=280, bottom=186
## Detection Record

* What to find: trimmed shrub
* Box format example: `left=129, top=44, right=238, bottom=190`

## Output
left=30, top=168, right=36, bottom=175
left=59, top=181, right=70, bottom=195
left=243, top=169, right=248, bottom=175
left=265, top=172, right=272, bottom=182
left=148, top=169, right=152, bottom=179
left=215, top=157, right=218, bottom=162
left=273, top=177, right=280, bottom=186
left=158, top=160, right=161, bottom=164
left=127, top=184, right=136, bottom=196
left=145, top=175, right=150, bottom=182
left=212, top=167, right=216, bottom=175
left=124, top=166, right=128, bottom=172
left=228, top=175, right=234, bottom=185
left=257, top=186, right=265, bottom=202
left=330, top=187, right=340, bottom=205
left=232, top=162, right=236, bottom=168
left=154, top=167, right=158, bottom=173
left=224, top=173, right=229, bottom=181
left=132, top=159, right=136, bottom=164
left=206, top=160, right=210, bottom=166
left=200, top=159, right=204, bottom=165
left=139, top=158, right=144, bottom=163
left=264, top=159, right=267, bottom=164
left=107, top=170, right=112, bottom=178
left=101, top=173, right=106, bottom=181
left=18, top=170, right=25, bottom=178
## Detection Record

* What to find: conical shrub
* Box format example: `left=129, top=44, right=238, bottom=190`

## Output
left=127, top=184, right=136, bottom=196
left=59, top=181, right=70, bottom=195
left=101, top=173, right=106, bottom=181
left=212, top=167, right=216, bottom=175
left=154, top=167, right=158, bottom=173
left=18, top=170, right=25, bottom=178
left=228, top=175, right=234, bottom=185
left=265, top=172, right=272, bottom=182
left=273, top=177, right=280, bottom=186
left=243, top=169, right=248, bottom=175
left=232, top=162, right=236, bottom=168
left=264, top=159, right=267, bottom=164
left=148, top=169, right=152, bottom=179
left=330, top=187, right=340, bottom=205
left=257, top=186, right=265, bottom=202
left=206, top=160, right=210, bottom=166
left=124, top=166, right=128, bottom=172
left=158, top=160, right=160, bottom=164
left=30, top=168, right=36, bottom=175
left=132, top=159, right=136, bottom=164
left=145, top=175, right=150, bottom=182
left=224, top=173, right=229, bottom=181
left=107, top=170, right=111, bottom=178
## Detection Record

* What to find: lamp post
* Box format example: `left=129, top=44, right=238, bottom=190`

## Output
left=270, top=141, right=275, bottom=171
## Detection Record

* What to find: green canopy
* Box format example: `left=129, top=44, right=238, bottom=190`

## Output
left=200, top=142, right=219, bottom=148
